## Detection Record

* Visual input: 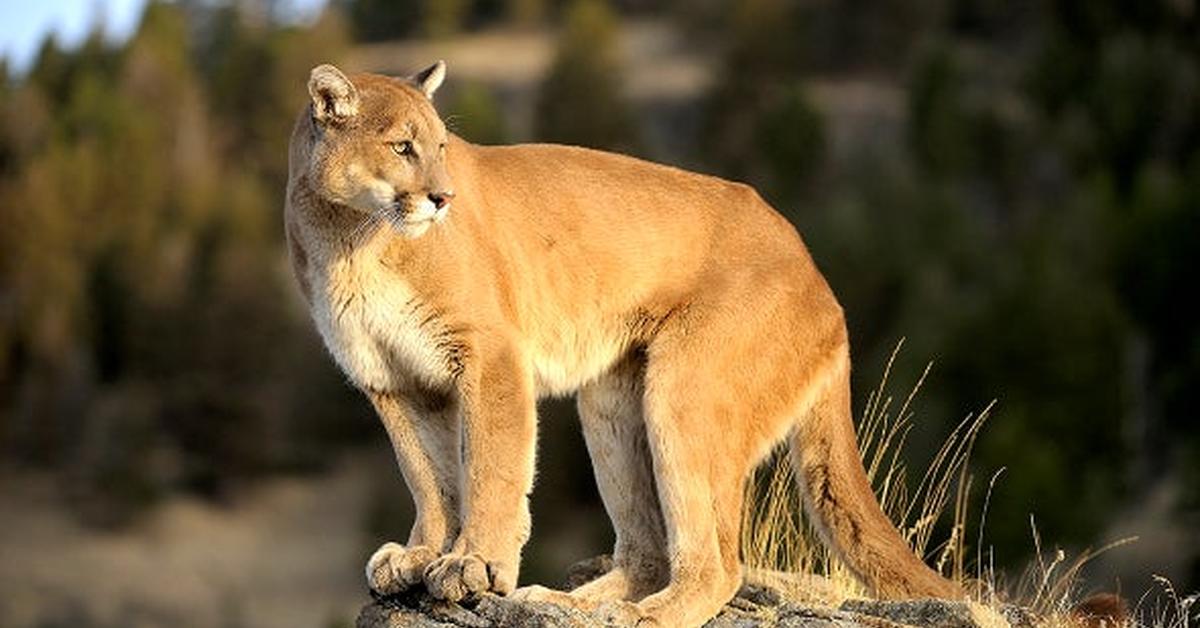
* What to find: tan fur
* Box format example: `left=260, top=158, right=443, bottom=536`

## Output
left=285, top=62, right=963, bottom=627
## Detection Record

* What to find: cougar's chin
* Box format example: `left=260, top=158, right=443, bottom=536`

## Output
left=394, top=196, right=445, bottom=238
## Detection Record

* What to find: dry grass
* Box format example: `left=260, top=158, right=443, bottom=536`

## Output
left=739, top=340, right=1196, bottom=628
left=1139, top=576, right=1199, bottom=628
left=741, top=341, right=988, bottom=600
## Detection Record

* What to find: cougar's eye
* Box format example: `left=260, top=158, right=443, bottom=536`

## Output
left=390, top=140, right=414, bottom=157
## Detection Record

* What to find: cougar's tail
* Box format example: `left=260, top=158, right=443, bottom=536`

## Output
left=789, top=351, right=963, bottom=600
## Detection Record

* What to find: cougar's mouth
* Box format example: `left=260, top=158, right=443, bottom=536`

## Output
left=393, top=194, right=441, bottom=225
left=380, top=193, right=444, bottom=238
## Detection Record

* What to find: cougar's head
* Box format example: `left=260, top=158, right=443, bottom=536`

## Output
left=302, top=61, right=453, bottom=238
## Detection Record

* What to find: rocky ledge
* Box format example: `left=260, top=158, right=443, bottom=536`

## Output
left=357, top=557, right=1035, bottom=628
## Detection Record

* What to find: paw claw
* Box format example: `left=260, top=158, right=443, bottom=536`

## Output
left=424, top=553, right=497, bottom=602
left=366, top=542, right=438, bottom=595
left=486, top=559, right=516, bottom=595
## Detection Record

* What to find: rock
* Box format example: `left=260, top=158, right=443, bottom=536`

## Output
left=357, top=558, right=1026, bottom=628
left=562, top=555, right=615, bottom=590
left=840, top=598, right=1036, bottom=628
left=839, top=599, right=978, bottom=628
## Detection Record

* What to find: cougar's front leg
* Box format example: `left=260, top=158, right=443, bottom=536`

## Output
left=424, top=344, right=536, bottom=602
left=365, top=390, right=461, bottom=595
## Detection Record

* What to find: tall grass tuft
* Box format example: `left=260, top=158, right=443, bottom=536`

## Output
left=739, top=340, right=1197, bottom=627
left=742, top=340, right=991, bottom=600
left=1140, top=576, right=1199, bottom=628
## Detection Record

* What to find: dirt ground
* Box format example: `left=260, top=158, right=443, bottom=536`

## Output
left=0, top=456, right=378, bottom=628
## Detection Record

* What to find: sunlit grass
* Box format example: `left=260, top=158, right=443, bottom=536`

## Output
left=739, top=340, right=1192, bottom=627
left=1139, top=576, right=1199, bottom=628
left=741, top=340, right=988, bottom=602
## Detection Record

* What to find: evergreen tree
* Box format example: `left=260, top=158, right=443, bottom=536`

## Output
left=424, top=0, right=470, bottom=37
left=534, top=0, right=640, bottom=154
left=507, top=0, right=548, bottom=27
left=447, top=82, right=509, bottom=145
left=0, top=0, right=361, bottom=520
left=703, top=0, right=822, bottom=198
left=340, top=0, right=421, bottom=41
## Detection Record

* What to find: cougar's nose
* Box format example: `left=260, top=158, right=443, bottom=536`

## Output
left=428, top=190, right=455, bottom=209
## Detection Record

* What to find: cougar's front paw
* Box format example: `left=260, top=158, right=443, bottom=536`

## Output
left=366, top=542, right=438, bottom=595
left=423, top=553, right=516, bottom=602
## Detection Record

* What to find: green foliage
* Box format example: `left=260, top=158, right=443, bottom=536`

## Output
left=1017, top=2, right=1200, bottom=544
left=341, top=0, right=421, bottom=41
left=703, top=0, right=818, bottom=190
left=534, top=0, right=640, bottom=153
left=0, top=1, right=369, bottom=524
left=446, top=82, right=509, bottom=145
left=699, top=0, right=1199, bottom=571
left=341, top=0, right=509, bottom=41
left=755, top=86, right=825, bottom=201
left=507, top=0, right=549, bottom=27
left=908, top=45, right=973, bottom=176
left=28, top=34, right=73, bottom=106
left=0, top=0, right=1196, bottom=591
left=424, top=0, right=471, bottom=37
left=908, top=43, right=1030, bottom=194
left=947, top=189, right=1131, bottom=549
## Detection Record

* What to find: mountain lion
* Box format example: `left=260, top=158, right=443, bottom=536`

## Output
left=284, top=61, right=962, bottom=627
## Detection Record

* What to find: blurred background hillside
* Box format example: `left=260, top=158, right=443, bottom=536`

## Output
left=0, top=0, right=1197, bottom=626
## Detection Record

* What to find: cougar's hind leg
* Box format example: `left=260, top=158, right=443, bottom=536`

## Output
left=572, top=354, right=669, bottom=603
left=627, top=321, right=786, bottom=625
left=627, top=355, right=747, bottom=627
left=510, top=354, right=668, bottom=612
left=624, top=275, right=846, bottom=626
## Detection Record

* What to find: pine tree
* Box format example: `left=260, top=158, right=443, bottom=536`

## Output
left=534, top=0, right=640, bottom=154
left=447, top=82, right=509, bottom=145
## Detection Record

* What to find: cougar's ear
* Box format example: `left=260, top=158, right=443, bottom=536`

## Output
left=411, top=60, right=446, bottom=98
left=308, top=64, right=359, bottom=124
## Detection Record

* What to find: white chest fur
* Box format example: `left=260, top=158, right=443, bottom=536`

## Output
left=309, top=247, right=453, bottom=393
left=530, top=321, right=631, bottom=397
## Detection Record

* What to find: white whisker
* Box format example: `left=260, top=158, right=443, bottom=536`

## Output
left=347, top=208, right=388, bottom=247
